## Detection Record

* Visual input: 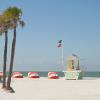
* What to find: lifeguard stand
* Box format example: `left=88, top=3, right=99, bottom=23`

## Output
left=64, top=54, right=83, bottom=80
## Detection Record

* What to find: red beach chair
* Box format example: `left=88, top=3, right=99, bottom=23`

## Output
left=28, top=72, right=40, bottom=78
left=48, top=72, right=59, bottom=79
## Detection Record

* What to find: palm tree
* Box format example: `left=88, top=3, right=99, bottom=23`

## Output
left=0, top=15, right=9, bottom=89
left=3, top=7, right=25, bottom=91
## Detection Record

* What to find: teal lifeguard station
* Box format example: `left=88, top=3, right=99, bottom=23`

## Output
left=64, top=54, right=83, bottom=80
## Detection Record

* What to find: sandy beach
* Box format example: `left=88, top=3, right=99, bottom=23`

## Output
left=0, top=77, right=100, bottom=100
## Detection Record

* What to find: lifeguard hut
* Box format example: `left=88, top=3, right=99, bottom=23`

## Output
left=67, top=54, right=80, bottom=71
left=67, top=56, right=74, bottom=71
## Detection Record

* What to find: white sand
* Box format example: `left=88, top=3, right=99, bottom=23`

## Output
left=0, top=77, right=100, bottom=100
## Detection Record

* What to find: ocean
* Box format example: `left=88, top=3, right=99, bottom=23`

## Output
left=19, top=71, right=100, bottom=77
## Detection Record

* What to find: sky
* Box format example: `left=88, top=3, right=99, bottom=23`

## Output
left=0, top=0, right=100, bottom=71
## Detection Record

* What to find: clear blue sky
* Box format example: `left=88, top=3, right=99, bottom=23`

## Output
left=0, top=0, right=100, bottom=71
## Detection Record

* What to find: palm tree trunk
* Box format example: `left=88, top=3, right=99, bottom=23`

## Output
left=7, top=27, right=16, bottom=89
left=2, top=30, right=8, bottom=88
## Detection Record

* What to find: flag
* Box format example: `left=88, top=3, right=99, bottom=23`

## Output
left=57, top=40, right=62, bottom=47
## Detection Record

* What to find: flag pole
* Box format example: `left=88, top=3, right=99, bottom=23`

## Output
left=57, top=40, right=64, bottom=71
left=61, top=40, right=64, bottom=71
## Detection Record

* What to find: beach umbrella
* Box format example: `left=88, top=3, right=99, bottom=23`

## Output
left=48, top=72, right=59, bottom=79
left=28, top=72, right=40, bottom=78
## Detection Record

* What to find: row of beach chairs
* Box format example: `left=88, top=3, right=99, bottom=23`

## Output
left=0, top=72, right=59, bottom=79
